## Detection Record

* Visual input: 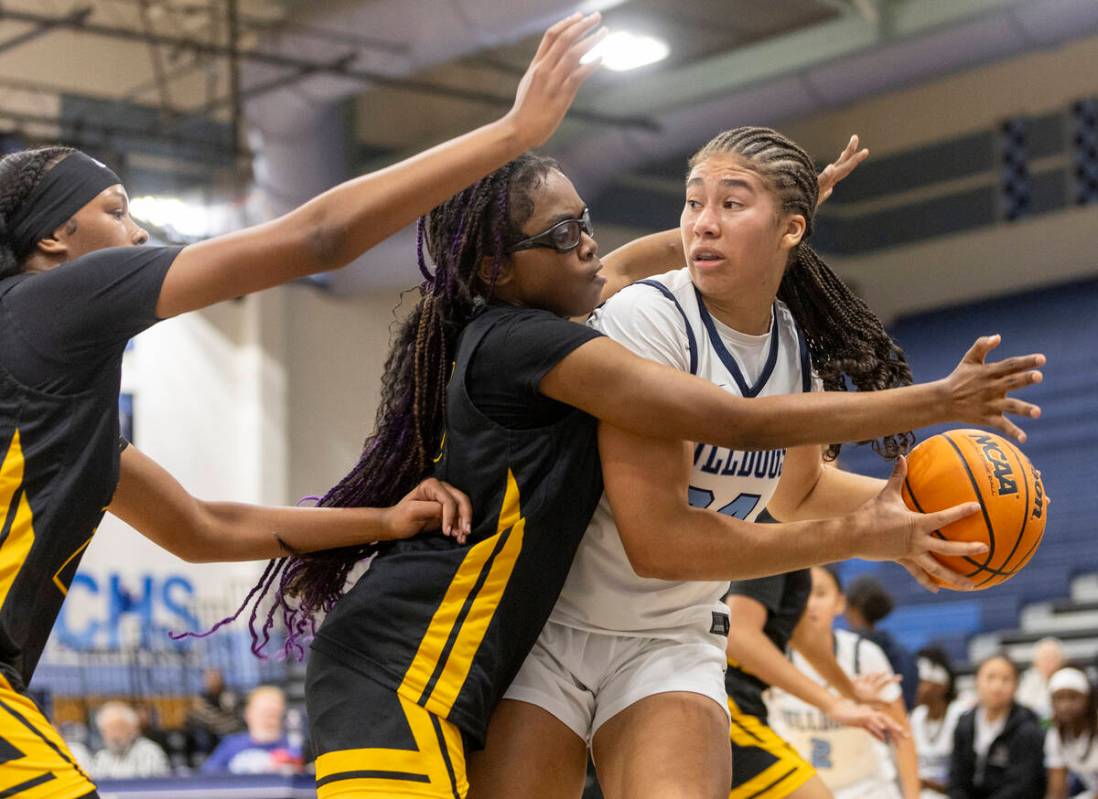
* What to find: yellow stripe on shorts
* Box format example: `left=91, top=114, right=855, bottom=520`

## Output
left=728, top=697, right=814, bottom=799
left=0, top=674, right=96, bottom=799
left=314, top=694, right=467, bottom=799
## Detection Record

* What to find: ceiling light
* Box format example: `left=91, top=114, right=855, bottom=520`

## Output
left=583, top=30, right=669, bottom=72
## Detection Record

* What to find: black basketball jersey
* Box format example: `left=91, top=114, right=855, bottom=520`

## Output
left=312, top=304, right=605, bottom=746
left=0, top=246, right=177, bottom=689
left=725, top=562, right=812, bottom=718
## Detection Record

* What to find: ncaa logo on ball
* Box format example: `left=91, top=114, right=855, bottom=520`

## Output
left=971, top=433, right=1018, bottom=497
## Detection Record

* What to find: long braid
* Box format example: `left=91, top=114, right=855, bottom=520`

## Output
left=225, top=153, right=560, bottom=658
left=690, top=127, right=914, bottom=460
left=0, top=146, right=76, bottom=278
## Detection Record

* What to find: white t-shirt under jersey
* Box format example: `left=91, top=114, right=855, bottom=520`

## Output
left=1046, top=725, right=1098, bottom=798
left=549, top=268, right=813, bottom=642
left=768, top=629, right=903, bottom=799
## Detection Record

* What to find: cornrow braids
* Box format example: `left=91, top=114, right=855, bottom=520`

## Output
left=689, top=127, right=914, bottom=460
left=218, top=153, right=560, bottom=659
left=0, top=146, right=75, bottom=279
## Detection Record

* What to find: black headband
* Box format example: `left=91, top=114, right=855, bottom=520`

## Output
left=7, top=152, right=122, bottom=259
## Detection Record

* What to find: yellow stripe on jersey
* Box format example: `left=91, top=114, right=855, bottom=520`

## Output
left=0, top=430, right=36, bottom=611
left=399, top=469, right=526, bottom=717
left=315, top=694, right=466, bottom=799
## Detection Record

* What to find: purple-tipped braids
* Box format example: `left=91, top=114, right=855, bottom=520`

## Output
left=214, top=153, right=561, bottom=659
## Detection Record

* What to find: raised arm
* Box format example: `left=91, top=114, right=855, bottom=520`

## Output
left=156, top=14, right=606, bottom=318
left=727, top=595, right=900, bottom=741
left=540, top=334, right=1043, bottom=453
left=108, top=444, right=471, bottom=563
left=598, top=135, right=870, bottom=302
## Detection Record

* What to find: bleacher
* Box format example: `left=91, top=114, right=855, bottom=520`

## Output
left=836, top=275, right=1098, bottom=668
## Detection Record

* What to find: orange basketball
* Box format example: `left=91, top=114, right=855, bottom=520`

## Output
left=901, top=429, right=1047, bottom=590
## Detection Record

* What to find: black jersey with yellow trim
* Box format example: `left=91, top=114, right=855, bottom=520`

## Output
left=0, top=246, right=178, bottom=690
left=725, top=545, right=812, bottom=718
left=312, top=304, right=604, bottom=747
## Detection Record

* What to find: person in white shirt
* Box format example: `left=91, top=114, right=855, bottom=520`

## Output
left=1019, top=638, right=1065, bottom=722
left=1045, top=667, right=1098, bottom=799
left=910, top=648, right=969, bottom=798
left=90, top=701, right=170, bottom=780
left=466, top=127, right=1043, bottom=799
left=768, top=566, right=920, bottom=799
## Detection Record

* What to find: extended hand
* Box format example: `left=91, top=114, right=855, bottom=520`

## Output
left=817, top=134, right=870, bottom=207
left=942, top=335, right=1044, bottom=443
left=849, top=457, right=986, bottom=591
left=825, top=696, right=905, bottom=742
left=384, top=478, right=473, bottom=543
left=506, top=13, right=607, bottom=150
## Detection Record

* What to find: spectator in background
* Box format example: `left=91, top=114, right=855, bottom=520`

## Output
left=200, top=685, right=301, bottom=775
left=1045, top=667, right=1098, bottom=799
left=90, top=701, right=171, bottom=780
left=845, top=575, right=920, bottom=710
left=1019, top=637, right=1065, bottom=722
left=186, top=667, right=243, bottom=757
left=912, top=647, right=969, bottom=799
left=950, top=654, right=1045, bottom=799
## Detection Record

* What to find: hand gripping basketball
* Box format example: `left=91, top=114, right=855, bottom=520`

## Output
left=505, top=13, right=607, bottom=150
left=850, top=457, right=986, bottom=592
left=942, top=334, right=1044, bottom=444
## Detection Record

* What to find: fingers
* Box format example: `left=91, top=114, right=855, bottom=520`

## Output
left=986, top=414, right=1027, bottom=444
left=533, top=11, right=586, bottom=63
left=962, top=334, right=1001, bottom=364
left=988, top=352, right=1046, bottom=379
left=911, top=552, right=978, bottom=590
left=884, top=454, right=908, bottom=494
left=899, top=558, right=940, bottom=593
left=922, top=501, right=980, bottom=532
left=923, top=535, right=987, bottom=558
left=412, top=478, right=471, bottom=543
left=542, top=12, right=603, bottom=72
left=998, top=397, right=1041, bottom=419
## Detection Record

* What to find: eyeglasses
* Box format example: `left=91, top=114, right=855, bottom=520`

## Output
left=507, top=208, right=594, bottom=253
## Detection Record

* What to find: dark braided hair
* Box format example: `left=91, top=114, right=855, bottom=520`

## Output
left=689, top=127, right=914, bottom=460
left=0, top=146, right=76, bottom=279
left=210, top=153, right=561, bottom=659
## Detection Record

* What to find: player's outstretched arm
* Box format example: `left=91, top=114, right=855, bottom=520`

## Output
left=728, top=596, right=901, bottom=742
left=155, top=14, right=606, bottom=318
left=596, top=135, right=870, bottom=302
left=540, top=335, right=1043, bottom=453
left=598, top=423, right=984, bottom=584
left=108, top=444, right=471, bottom=562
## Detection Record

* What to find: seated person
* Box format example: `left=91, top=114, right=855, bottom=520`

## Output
left=200, top=685, right=301, bottom=774
left=90, top=701, right=171, bottom=779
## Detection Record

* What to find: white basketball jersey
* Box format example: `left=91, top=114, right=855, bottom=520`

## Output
left=767, top=629, right=901, bottom=797
left=549, top=268, right=813, bottom=642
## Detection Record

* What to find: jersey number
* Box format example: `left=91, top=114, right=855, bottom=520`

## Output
left=687, top=487, right=761, bottom=520
left=810, top=737, right=832, bottom=769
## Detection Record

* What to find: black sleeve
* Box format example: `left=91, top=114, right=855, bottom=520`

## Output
left=467, top=309, right=603, bottom=428
left=726, top=574, right=787, bottom=616
left=3, top=245, right=179, bottom=369
left=949, top=715, right=976, bottom=799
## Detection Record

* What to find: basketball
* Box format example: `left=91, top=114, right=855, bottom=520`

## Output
left=902, top=429, right=1047, bottom=589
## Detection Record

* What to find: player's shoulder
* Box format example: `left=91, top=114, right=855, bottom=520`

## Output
left=593, top=268, right=694, bottom=328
